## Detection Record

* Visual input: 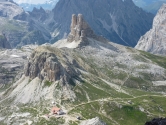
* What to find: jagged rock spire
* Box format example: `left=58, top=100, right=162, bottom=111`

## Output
left=67, top=14, right=95, bottom=42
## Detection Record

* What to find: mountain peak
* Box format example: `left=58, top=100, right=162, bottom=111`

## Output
left=53, top=14, right=110, bottom=49
left=135, top=4, right=166, bottom=55
left=52, top=0, right=153, bottom=47
left=54, top=14, right=103, bottom=48
left=67, top=14, right=95, bottom=43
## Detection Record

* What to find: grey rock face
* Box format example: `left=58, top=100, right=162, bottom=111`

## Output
left=51, top=0, right=154, bottom=47
left=135, top=4, right=166, bottom=55
left=25, top=52, right=61, bottom=81
left=0, top=1, right=23, bottom=19
left=24, top=49, right=79, bottom=83
left=80, top=117, right=107, bottom=125
left=0, top=34, right=11, bottom=49
left=0, top=45, right=36, bottom=84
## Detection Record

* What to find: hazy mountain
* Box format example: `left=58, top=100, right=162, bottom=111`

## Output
left=135, top=4, right=166, bottom=55
left=50, top=0, right=154, bottom=47
left=133, top=0, right=166, bottom=14
left=0, top=1, right=51, bottom=48
left=18, top=0, right=59, bottom=11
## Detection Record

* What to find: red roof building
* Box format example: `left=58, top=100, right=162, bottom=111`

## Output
left=51, top=107, right=61, bottom=114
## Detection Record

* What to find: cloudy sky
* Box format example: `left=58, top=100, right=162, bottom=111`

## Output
left=13, top=0, right=47, bottom=4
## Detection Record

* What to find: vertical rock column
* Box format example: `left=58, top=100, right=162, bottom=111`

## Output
left=67, top=14, right=96, bottom=43
left=71, top=14, right=77, bottom=36
left=75, top=14, right=83, bottom=41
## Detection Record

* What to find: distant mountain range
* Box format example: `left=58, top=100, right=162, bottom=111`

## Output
left=133, top=0, right=166, bottom=14
left=16, top=0, right=166, bottom=14
left=18, top=0, right=59, bottom=11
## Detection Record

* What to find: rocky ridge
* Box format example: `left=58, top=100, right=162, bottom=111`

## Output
left=135, top=4, right=166, bottom=55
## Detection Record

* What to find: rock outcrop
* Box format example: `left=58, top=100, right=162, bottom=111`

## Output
left=25, top=52, right=61, bottom=81
left=135, top=4, right=166, bottom=55
left=80, top=117, right=107, bottom=125
left=67, top=14, right=95, bottom=43
left=0, top=34, right=11, bottom=49
left=145, top=118, right=166, bottom=125
left=54, top=14, right=109, bottom=49
left=24, top=49, right=80, bottom=83
left=0, top=45, right=36, bottom=84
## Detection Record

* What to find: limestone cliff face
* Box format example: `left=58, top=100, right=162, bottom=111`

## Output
left=25, top=52, right=61, bottom=81
left=135, top=4, right=166, bottom=55
left=0, top=34, right=11, bottom=49
left=24, top=49, right=80, bottom=83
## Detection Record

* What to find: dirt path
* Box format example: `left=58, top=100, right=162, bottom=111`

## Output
left=69, top=94, right=165, bottom=112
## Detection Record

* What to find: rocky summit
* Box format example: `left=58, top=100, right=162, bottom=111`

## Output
left=135, top=4, right=166, bottom=55
left=51, top=0, right=154, bottom=47
left=54, top=14, right=108, bottom=48
left=67, top=14, right=96, bottom=43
